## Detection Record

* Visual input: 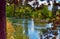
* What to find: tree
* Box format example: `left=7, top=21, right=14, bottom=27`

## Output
left=0, top=0, right=6, bottom=39
left=40, top=5, right=49, bottom=19
left=6, top=4, right=14, bottom=17
left=52, top=3, right=58, bottom=17
left=52, top=0, right=60, bottom=17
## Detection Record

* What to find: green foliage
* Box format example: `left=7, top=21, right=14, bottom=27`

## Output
left=14, top=25, right=28, bottom=39
left=58, top=9, right=60, bottom=13
left=14, top=26, right=23, bottom=39
left=6, top=4, right=14, bottom=17
left=6, top=4, right=51, bottom=19
left=40, top=5, right=49, bottom=19
left=23, top=34, right=29, bottom=39
left=7, top=17, right=29, bottom=39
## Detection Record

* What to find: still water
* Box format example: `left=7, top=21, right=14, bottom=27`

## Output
left=20, top=18, right=40, bottom=39
left=14, top=18, right=52, bottom=39
left=8, top=18, right=60, bottom=39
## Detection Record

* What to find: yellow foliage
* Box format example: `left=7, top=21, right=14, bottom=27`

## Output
left=6, top=19, right=15, bottom=39
left=6, top=20, right=15, bottom=33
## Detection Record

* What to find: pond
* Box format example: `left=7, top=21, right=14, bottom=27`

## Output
left=7, top=17, right=60, bottom=39
left=20, top=18, right=53, bottom=39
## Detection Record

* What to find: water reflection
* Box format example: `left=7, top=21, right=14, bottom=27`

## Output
left=18, top=18, right=53, bottom=39
left=8, top=18, right=60, bottom=39
left=21, top=18, right=40, bottom=39
left=30, top=18, right=34, bottom=32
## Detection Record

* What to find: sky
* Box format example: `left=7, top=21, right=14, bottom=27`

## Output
left=57, top=0, right=60, bottom=2
left=28, top=0, right=60, bottom=11
left=49, top=0, right=60, bottom=11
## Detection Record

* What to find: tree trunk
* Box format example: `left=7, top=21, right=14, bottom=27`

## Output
left=52, top=0, right=58, bottom=17
left=0, top=0, right=6, bottom=39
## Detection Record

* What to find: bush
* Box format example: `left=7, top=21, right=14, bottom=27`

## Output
left=6, top=4, right=14, bottom=17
